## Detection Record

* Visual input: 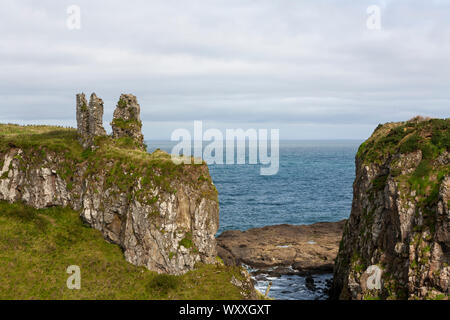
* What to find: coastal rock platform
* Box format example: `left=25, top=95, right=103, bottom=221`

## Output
left=216, top=220, right=346, bottom=276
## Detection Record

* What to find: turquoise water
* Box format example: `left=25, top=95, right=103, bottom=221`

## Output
left=147, top=140, right=360, bottom=234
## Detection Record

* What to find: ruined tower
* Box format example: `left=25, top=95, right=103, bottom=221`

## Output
left=76, top=93, right=106, bottom=148
left=110, top=94, right=145, bottom=150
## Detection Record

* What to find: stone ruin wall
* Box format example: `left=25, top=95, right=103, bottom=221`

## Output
left=76, top=93, right=145, bottom=150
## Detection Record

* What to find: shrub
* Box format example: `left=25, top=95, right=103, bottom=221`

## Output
left=372, top=174, right=388, bottom=191
left=412, top=160, right=431, bottom=180
left=179, top=232, right=194, bottom=249
left=146, top=274, right=179, bottom=296
left=399, top=134, right=419, bottom=154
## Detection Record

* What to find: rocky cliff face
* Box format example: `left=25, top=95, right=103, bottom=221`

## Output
left=0, top=103, right=219, bottom=275
left=331, top=117, right=449, bottom=300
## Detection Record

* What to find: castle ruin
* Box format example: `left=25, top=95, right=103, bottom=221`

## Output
left=76, top=93, right=145, bottom=150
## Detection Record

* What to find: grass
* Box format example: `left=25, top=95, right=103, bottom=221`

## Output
left=117, top=98, right=127, bottom=109
left=0, top=201, right=251, bottom=300
left=0, top=124, right=83, bottom=161
left=357, top=118, right=449, bottom=164
left=179, top=232, right=194, bottom=249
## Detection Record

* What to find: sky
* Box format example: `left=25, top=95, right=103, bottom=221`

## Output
left=0, top=0, right=449, bottom=140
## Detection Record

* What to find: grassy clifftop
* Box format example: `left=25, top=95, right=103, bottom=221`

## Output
left=357, top=117, right=449, bottom=164
left=0, top=201, right=249, bottom=299
left=357, top=117, right=449, bottom=217
left=0, top=124, right=217, bottom=200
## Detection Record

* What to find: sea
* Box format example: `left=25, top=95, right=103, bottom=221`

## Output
left=147, top=140, right=361, bottom=300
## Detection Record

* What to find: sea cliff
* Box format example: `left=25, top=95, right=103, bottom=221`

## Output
left=331, top=117, right=449, bottom=300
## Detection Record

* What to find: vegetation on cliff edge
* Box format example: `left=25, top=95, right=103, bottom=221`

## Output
left=357, top=117, right=449, bottom=164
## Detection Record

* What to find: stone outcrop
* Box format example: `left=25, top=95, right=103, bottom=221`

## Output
left=217, top=221, right=346, bottom=276
left=76, top=93, right=106, bottom=148
left=76, top=93, right=89, bottom=147
left=331, top=118, right=449, bottom=300
left=0, top=126, right=219, bottom=275
left=111, top=94, right=145, bottom=150
left=88, top=93, right=107, bottom=137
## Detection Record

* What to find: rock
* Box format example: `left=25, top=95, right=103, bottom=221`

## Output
left=230, top=275, right=243, bottom=287
left=331, top=118, right=450, bottom=300
left=111, top=94, right=145, bottom=150
left=266, top=267, right=298, bottom=277
left=255, top=274, right=268, bottom=281
left=292, top=262, right=334, bottom=274
left=305, top=275, right=316, bottom=291
left=76, top=93, right=107, bottom=148
left=216, top=245, right=241, bottom=266
left=230, top=271, right=257, bottom=300
left=88, top=93, right=107, bottom=137
left=76, top=93, right=90, bottom=148
left=216, top=221, right=346, bottom=275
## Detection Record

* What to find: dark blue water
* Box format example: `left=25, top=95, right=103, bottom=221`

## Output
left=147, top=140, right=359, bottom=234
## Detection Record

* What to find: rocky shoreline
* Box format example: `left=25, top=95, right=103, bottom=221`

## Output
left=216, top=221, right=346, bottom=299
left=217, top=220, right=346, bottom=277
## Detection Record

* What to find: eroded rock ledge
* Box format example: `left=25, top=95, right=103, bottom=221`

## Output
left=217, top=220, right=346, bottom=276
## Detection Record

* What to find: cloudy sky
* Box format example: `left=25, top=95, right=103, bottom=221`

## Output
left=1, top=0, right=449, bottom=139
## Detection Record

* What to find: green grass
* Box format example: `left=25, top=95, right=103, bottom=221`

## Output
left=0, top=124, right=84, bottom=162
left=179, top=232, right=194, bottom=249
left=357, top=118, right=449, bottom=164
left=358, top=118, right=449, bottom=222
left=117, top=98, right=127, bottom=109
left=111, top=118, right=142, bottom=131
left=399, top=133, right=420, bottom=154
left=0, top=201, right=250, bottom=300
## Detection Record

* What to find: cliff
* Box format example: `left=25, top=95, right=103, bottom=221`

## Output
left=0, top=123, right=219, bottom=275
left=331, top=117, right=449, bottom=300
